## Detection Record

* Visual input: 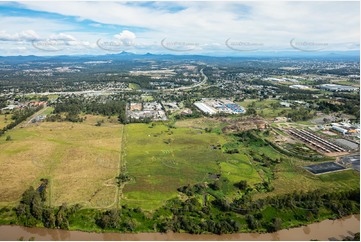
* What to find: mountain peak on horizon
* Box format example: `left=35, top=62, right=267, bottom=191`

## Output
left=117, top=51, right=135, bottom=55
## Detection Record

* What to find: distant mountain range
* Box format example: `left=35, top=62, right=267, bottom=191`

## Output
left=0, top=50, right=359, bottom=63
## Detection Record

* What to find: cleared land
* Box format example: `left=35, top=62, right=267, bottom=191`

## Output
left=254, top=130, right=360, bottom=199
left=0, top=116, right=359, bottom=215
left=121, top=123, right=263, bottom=210
left=122, top=123, right=360, bottom=210
left=175, top=117, right=232, bottom=134
left=0, top=116, right=122, bottom=208
left=237, top=99, right=292, bottom=119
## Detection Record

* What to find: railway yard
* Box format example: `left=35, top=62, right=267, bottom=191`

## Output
left=273, top=125, right=359, bottom=175
left=287, top=128, right=347, bottom=154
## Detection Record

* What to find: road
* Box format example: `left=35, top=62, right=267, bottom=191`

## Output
left=30, top=68, right=209, bottom=96
left=161, top=68, right=208, bottom=92
left=22, top=105, right=49, bottom=128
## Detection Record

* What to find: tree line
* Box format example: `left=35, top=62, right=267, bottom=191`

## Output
left=16, top=185, right=81, bottom=229
left=0, top=106, right=43, bottom=137
left=48, top=97, right=127, bottom=124
left=14, top=184, right=359, bottom=235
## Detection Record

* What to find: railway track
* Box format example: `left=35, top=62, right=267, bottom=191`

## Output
left=288, top=128, right=346, bottom=153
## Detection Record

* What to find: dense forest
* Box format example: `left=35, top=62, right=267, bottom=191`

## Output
left=47, top=97, right=127, bottom=124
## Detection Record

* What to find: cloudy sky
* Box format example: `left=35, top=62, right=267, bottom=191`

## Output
left=0, top=1, right=359, bottom=56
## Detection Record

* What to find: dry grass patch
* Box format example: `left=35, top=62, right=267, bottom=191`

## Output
left=0, top=119, right=122, bottom=208
left=0, top=114, right=12, bottom=129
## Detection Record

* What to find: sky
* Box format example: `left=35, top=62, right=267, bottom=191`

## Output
left=0, top=1, right=359, bottom=56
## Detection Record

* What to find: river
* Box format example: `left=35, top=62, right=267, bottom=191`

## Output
left=0, top=215, right=359, bottom=241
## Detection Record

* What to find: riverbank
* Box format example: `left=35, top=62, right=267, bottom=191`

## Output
left=0, top=214, right=359, bottom=241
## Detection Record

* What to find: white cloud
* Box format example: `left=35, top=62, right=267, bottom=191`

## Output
left=0, top=30, right=41, bottom=41
left=49, top=33, right=77, bottom=41
left=0, top=1, right=359, bottom=55
left=20, top=2, right=359, bottom=43
left=19, top=30, right=41, bottom=41
left=114, top=30, right=136, bottom=41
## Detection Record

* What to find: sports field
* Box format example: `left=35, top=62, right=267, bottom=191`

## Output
left=129, top=83, right=141, bottom=90
left=0, top=116, right=122, bottom=208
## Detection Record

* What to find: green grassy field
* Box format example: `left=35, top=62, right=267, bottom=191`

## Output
left=121, top=123, right=263, bottom=210
left=266, top=161, right=360, bottom=199
left=0, top=116, right=122, bottom=208
left=121, top=122, right=357, bottom=212
left=237, top=99, right=292, bottom=119
left=330, top=79, right=360, bottom=87
left=175, top=117, right=229, bottom=130
left=41, top=107, right=54, bottom=116
left=141, top=95, right=154, bottom=101
left=129, top=83, right=141, bottom=90
left=0, top=116, right=359, bottom=221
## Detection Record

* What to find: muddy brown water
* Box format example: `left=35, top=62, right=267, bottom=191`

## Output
left=0, top=215, right=359, bottom=241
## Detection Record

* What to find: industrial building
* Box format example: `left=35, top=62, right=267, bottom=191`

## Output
left=194, top=102, right=217, bottom=115
left=332, top=125, right=348, bottom=135
left=289, top=84, right=310, bottom=90
left=194, top=99, right=245, bottom=115
left=280, top=102, right=291, bottom=107
left=334, top=139, right=359, bottom=151
left=288, top=128, right=346, bottom=153
left=318, top=84, right=358, bottom=92
left=331, top=123, right=360, bottom=135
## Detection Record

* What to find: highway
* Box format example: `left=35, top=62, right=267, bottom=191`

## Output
left=31, top=68, right=209, bottom=96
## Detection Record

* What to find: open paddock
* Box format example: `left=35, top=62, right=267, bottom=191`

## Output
left=0, top=118, right=122, bottom=208
left=0, top=114, right=12, bottom=129
left=122, top=123, right=263, bottom=210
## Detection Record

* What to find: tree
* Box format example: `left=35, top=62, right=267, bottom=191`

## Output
left=15, top=203, right=27, bottom=217
left=56, top=203, right=69, bottom=229
left=30, top=192, right=43, bottom=220
left=246, top=215, right=260, bottom=230
left=268, top=217, right=282, bottom=232
left=5, top=135, right=11, bottom=141
left=247, top=108, right=257, bottom=115
left=274, top=217, right=282, bottom=230
left=42, top=207, right=56, bottom=228
left=234, top=180, right=248, bottom=190
left=21, top=187, right=36, bottom=206
left=209, top=180, right=221, bottom=190
left=96, top=209, right=121, bottom=229
left=107, top=209, right=120, bottom=229
left=97, top=214, right=111, bottom=229
left=39, top=188, right=47, bottom=202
